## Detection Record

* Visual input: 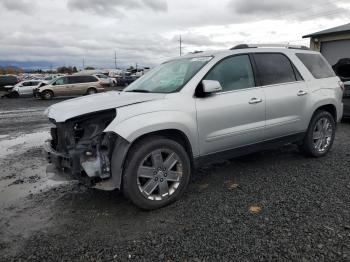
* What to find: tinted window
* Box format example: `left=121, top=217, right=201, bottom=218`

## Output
left=204, top=55, right=255, bottom=92
left=254, top=53, right=297, bottom=86
left=86, top=76, right=98, bottom=82
left=22, top=82, right=31, bottom=86
left=296, top=53, right=335, bottom=79
left=68, top=76, right=81, bottom=84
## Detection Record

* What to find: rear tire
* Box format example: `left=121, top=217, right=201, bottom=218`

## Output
left=300, top=110, right=336, bottom=157
left=41, top=90, right=53, bottom=100
left=87, top=88, right=97, bottom=95
left=122, top=136, right=191, bottom=210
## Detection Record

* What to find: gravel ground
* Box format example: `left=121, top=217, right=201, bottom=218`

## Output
left=0, top=97, right=349, bottom=261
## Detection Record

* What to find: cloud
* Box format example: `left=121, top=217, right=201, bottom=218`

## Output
left=0, top=0, right=34, bottom=14
left=228, top=0, right=347, bottom=20
left=67, top=0, right=167, bottom=15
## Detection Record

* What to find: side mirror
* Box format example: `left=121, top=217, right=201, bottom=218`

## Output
left=202, top=80, right=222, bottom=94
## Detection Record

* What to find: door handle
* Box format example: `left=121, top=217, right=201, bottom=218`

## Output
left=249, top=97, right=263, bottom=104
left=297, top=90, right=308, bottom=96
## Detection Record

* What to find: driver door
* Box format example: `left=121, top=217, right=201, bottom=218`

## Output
left=195, top=54, right=266, bottom=156
left=52, top=77, right=69, bottom=96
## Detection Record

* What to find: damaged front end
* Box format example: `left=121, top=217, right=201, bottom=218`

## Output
left=45, top=109, right=127, bottom=190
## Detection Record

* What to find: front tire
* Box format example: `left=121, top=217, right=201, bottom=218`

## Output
left=300, top=110, right=336, bottom=157
left=122, top=137, right=191, bottom=210
left=41, top=90, right=53, bottom=100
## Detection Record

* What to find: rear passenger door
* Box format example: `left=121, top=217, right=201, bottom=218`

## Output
left=253, top=53, right=309, bottom=139
left=68, top=76, right=84, bottom=95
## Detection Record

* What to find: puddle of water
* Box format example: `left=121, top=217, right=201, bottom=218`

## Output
left=0, top=131, right=50, bottom=158
left=0, top=164, right=69, bottom=205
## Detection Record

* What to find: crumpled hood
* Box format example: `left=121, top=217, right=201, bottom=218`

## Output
left=45, top=91, right=166, bottom=122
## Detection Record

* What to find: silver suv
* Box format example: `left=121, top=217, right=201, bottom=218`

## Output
left=45, top=44, right=344, bottom=209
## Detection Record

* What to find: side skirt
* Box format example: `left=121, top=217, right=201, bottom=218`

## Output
left=193, top=133, right=305, bottom=168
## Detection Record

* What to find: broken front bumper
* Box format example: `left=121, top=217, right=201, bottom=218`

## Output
left=44, top=133, right=130, bottom=191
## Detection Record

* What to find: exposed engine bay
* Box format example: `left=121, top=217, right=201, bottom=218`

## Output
left=46, top=109, right=128, bottom=190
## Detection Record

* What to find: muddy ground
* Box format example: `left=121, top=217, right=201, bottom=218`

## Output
left=0, top=96, right=349, bottom=261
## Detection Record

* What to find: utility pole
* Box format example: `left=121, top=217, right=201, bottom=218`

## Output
left=179, top=35, right=182, bottom=56
left=114, top=51, right=117, bottom=69
left=82, top=57, right=85, bottom=70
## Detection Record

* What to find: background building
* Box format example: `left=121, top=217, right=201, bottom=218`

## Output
left=303, top=23, right=350, bottom=66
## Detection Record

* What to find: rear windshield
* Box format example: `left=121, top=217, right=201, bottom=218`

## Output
left=296, top=53, right=335, bottom=79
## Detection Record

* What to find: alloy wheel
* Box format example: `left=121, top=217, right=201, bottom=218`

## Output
left=313, top=117, right=333, bottom=153
left=137, top=149, right=183, bottom=201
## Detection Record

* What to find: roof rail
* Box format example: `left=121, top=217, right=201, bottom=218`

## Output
left=230, top=44, right=309, bottom=50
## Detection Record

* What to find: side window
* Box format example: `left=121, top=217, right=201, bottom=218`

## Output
left=204, top=55, right=255, bottom=92
left=87, top=76, right=98, bottom=82
left=68, top=76, right=81, bottom=84
left=296, top=53, right=335, bottom=79
left=254, top=53, right=297, bottom=86
left=54, top=77, right=67, bottom=85
left=22, top=82, right=31, bottom=86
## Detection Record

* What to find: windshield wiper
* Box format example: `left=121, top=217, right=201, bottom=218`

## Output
left=127, top=89, right=150, bottom=93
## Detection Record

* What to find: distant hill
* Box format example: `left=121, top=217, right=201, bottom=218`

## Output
left=0, top=61, right=55, bottom=71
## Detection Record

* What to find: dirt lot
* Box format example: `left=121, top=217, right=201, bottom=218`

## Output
left=0, top=96, right=349, bottom=261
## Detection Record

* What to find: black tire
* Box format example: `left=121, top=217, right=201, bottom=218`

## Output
left=87, top=88, right=97, bottom=95
left=300, top=110, right=336, bottom=157
left=122, top=136, right=191, bottom=210
left=8, top=91, right=19, bottom=98
left=41, top=90, right=53, bottom=100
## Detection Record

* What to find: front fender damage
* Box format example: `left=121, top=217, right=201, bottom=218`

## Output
left=89, top=134, right=130, bottom=190
left=47, top=109, right=130, bottom=191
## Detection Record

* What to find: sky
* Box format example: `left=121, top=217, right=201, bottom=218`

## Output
left=0, top=0, right=349, bottom=69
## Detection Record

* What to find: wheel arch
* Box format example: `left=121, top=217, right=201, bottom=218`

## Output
left=312, top=103, right=337, bottom=123
left=127, top=129, right=194, bottom=163
left=107, top=128, right=195, bottom=191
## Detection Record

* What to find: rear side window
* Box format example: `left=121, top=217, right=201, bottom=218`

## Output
left=204, top=55, right=255, bottom=92
left=296, top=53, right=335, bottom=79
left=254, top=53, right=297, bottom=86
left=85, top=76, right=98, bottom=82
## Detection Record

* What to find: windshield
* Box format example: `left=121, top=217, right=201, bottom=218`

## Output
left=47, top=78, right=58, bottom=85
left=124, top=56, right=212, bottom=93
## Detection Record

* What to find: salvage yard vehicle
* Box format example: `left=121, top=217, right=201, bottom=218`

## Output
left=343, top=81, right=350, bottom=118
left=34, top=75, right=105, bottom=100
left=0, top=75, right=19, bottom=96
left=44, top=44, right=344, bottom=209
left=5, top=80, right=43, bottom=98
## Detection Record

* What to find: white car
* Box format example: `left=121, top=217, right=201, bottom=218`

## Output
left=7, top=80, right=43, bottom=97
left=45, top=45, right=343, bottom=209
left=94, top=74, right=116, bottom=87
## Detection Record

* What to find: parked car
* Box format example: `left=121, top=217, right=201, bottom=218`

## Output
left=343, top=81, right=350, bottom=118
left=34, top=75, right=105, bottom=100
left=0, top=75, right=19, bottom=95
left=5, top=80, right=43, bottom=98
left=117, top=75, right=137, bottom=87
left=94, top=74, right=116, bottom=87
left=44, top=45, right=343, bottom=210
left=333, top=58, right=350, bottom=82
